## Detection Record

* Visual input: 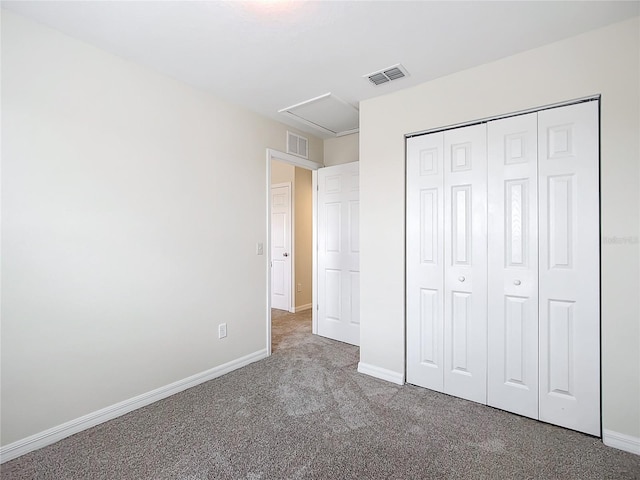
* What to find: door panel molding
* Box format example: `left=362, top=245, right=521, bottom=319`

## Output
left=407, top=132, right=445, bottom=391
left=443, top=123, right=487, bottom=405
left=538, top=101, right=600, bottom=436
left=487, top=112, right=539, bottom=420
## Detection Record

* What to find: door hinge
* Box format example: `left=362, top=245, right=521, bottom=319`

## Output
left=317, top=304, right=319, bottom=310
left=317, top=184, right=319, bottom=191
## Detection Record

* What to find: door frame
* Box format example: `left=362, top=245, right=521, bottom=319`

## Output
left=265, top=148, right=323, bottom=356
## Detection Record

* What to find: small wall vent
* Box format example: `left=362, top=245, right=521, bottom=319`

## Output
left=364, top=64, right=409, bottom=86
left=287, top=131, right=308, bottom=159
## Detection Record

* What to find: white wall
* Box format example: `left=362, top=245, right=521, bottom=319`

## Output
left=324, top=133, right=359, bottom=166
left=360, top=17, right=640, bottom=440
left=0, top=11, right=323, bottom=446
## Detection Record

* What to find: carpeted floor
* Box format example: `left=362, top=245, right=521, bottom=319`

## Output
left=2, top=309, right=639, bottom=479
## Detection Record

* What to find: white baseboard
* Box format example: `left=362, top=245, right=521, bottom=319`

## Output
left=0, top=349, right=268, bottom=464
left=357, top=362, right=404, bottom=385
left=293, top=303, right=312, bottom=313
left=603, top=429, right=640, bottom=455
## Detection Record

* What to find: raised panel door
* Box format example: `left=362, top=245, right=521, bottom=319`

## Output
left=538, top=101, right=600, bottom=436
left=406, top=132, right=445, bottom=391
left=317, top=162, right=360, bottom=346
left=443, top=124, right=488, bottom=404
left=487, top=113, right=539, bottom=419
left=271, top=184, right=291, bottom=311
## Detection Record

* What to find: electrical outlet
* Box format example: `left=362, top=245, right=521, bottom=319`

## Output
left=297, top=283, right=302, bottom=293
left=218, top=323, right=227, bottom=339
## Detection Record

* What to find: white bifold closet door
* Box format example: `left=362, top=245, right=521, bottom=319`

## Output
left=537, top=102, right=600, bottom=436
left=407, top=124, right=487, bottom=404
left=407, top=101, right=600, bottom=436
left=487, top=112, right=539, bottom=419
left=443, top=125, right=488, bottom=404
left=406, top=132, right=445, bottom=391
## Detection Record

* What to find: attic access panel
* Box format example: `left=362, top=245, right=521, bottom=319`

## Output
left=279, top=93, right=359, bottom=137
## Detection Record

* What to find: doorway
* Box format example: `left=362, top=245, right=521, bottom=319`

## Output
left=266, top=149, right=322, bottom=356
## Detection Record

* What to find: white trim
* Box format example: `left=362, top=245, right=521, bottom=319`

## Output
left=290, top=178, right=296, bottom=314
left=0, top=349, right=268, bottom=464
left=293, top=303, right=313, bottom=313
left=279, top=92, right=334, bottom=113
left=336, top=128, right=359, bottom=137
left=357, top=362, right=405, bottom=385
left=265, top=151, right=273, bottom=356
left=267, top=148, right=322, bottom=171
left=603, top=429, right=640, bottom=455
left=311, top=170, right=318, bottom=335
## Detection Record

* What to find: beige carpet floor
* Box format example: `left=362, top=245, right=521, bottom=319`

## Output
left=2, top=309, right=639, bottom=479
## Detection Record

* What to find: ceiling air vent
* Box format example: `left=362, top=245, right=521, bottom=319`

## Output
left=364, top=64, right=409, bottom=86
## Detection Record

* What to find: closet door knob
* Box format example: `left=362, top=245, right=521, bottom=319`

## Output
left=458, top=276, right=465, bottom=282
left=514, top=280, right=521, bottom=286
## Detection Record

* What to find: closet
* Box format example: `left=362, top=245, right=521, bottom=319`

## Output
left=406, top=100, right=600, bottom=436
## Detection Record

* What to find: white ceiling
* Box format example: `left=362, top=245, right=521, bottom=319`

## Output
left=3, top=1, right=639, bottom=139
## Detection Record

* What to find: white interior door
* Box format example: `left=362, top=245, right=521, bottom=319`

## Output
left=443, top=124, right=488, bottom=404
left=538, top=101, right=600, bottom=436
left=271, top=183, right=291, bottom=311
left=487, top=113, right=539, bottom=419
left=317, top=162, right=360, bottom=346
left=406, top=132, right=445, bottom=391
